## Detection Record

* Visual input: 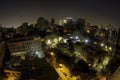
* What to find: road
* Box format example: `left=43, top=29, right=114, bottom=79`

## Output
left=50, top=52, right=78, bottom=80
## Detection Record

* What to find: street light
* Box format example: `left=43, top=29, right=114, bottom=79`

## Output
left=59, top=64, right=63, bottom=67
left=75, top=36, right=79, bottom=39
left=47, top=39, right=51, bottom=45
left=63, top=19, right=67, bottom=23
left=100, top=43, right=104, bottom=47
left=85, top=39, right=89, bottom=43
left=50, top=52, right=55, bottom=57
left=109, top=47, right=112, bottom=51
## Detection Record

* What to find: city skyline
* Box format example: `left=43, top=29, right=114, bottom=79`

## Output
left=0, top=2, right=120, bottom=79
left=0, top=0, right=120, bottom=29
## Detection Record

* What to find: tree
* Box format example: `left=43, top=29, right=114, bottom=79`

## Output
left=72, top=59, right=97, bottom=79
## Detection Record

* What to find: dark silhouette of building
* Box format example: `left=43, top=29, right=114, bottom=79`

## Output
left=20, top=56, right=59, bottom=80
left=36, top=17, right=49, bottom=30
left=0, top=42, right=11, bottom=76
left=76, top=18, right=85, bottom=32
left=116, top=28, right=120, bottom=54
left=51, top=18, right=55, bottom=25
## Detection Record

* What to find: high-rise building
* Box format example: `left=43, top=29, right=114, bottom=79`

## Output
left=36, top=17, right=49, bottom=30
left=117, top=28, right=120, bottom=46
left=51, top=18, right=55, bottom=24
left=59, top=17, right=73, bottom=25
left=76, top=18, right=85, bottom=32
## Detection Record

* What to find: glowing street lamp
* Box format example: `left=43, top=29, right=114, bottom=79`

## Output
left=63, top=19, right=67, bottom=23
left=109, top=47, right=112, bottom=51
left=75, top=36, right=79, bottom=39
left=105, top=46, right=108, bottom=49
left=47, top=40, right=51, bottom=45
left=85, top=39, right=89, bottom=43
left=50, top=52, right=55, bottom=57
left=101, top=43, right=104, bottom=47
left=70, top=36, right=73, bottom=39
left=86, top=30, right=90, bottom=33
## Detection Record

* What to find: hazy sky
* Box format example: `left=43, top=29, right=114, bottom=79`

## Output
left=0, top=0, right=120, bottom=28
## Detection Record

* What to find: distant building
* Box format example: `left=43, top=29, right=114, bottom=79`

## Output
left=59, top=17, right=73, bottom=25
left=36, top=17, right=49, bottom=30
left=118, top=29, right=120, bottom=46
left=76, top=18, right=85, bottom=31
left=51, top=18, right=55, bottom=24
left=59, top=17, right=85, bottom=32
left=0, top=26, right=3, bottom=39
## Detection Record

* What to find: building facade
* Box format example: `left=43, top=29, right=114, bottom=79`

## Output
left=7, top=38, right=43, bottom=57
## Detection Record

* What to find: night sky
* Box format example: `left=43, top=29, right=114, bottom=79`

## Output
left=0, top=0, right=120, bottom=28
